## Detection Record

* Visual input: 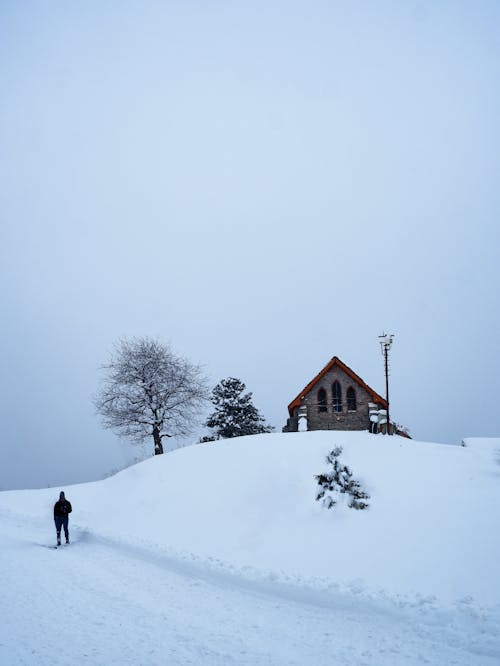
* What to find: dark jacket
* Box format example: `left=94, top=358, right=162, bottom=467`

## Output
left=54, top=500, right=72, bottom=519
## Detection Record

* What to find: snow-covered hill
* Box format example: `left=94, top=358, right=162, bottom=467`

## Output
left=1, top=431, right=499, bottom=665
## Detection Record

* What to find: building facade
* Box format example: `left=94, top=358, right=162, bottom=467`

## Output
left=282, top=356, right=388, bottom=433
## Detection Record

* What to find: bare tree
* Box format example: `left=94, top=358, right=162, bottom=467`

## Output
left=94, top=337, right=208, bottom=455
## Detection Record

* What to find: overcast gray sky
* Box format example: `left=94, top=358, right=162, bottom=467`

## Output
left=1, top=1, right=499, bottom=489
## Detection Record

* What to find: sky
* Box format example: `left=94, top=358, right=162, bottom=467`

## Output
left=1, top=0, right=499, bottom=489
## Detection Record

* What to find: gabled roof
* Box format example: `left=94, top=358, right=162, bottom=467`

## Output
left=288, top=356, right=388, bottom=416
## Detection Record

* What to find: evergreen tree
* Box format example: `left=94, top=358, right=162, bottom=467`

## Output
left=315, top=446, right=370, bottom=510
left=204, top=377, right=274, bottom=439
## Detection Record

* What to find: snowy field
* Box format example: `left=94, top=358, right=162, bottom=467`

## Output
left=0, top=431, right=499, bottom=665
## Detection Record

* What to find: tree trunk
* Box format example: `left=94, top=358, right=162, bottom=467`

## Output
left=153, top=426, right=164, bottom=455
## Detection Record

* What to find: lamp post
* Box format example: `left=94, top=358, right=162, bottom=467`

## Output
left=378, top=333, right=394, bottom=434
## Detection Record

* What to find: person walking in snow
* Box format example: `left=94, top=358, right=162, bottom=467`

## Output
left=53, top=491, right=72, bottom=545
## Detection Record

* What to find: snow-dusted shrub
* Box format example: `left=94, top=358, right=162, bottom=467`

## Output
left=315, top=446, right=370, bottom=511
left=199, top=435, right=217, bottom=443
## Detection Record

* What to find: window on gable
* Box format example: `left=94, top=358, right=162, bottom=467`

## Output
left=318, top=388, right=327, bottom=413
left=347, top=386, right=357, bottom=411
left=332, top=381, right=342, bottom=412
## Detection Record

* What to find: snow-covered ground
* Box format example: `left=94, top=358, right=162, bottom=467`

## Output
left=1, top=431, right=499, bottom=665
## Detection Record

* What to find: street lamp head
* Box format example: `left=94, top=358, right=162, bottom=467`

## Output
left=378, top=332, right=394, bottom=352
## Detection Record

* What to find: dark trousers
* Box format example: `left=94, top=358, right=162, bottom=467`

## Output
left=54, top=515, right=69, bottom=539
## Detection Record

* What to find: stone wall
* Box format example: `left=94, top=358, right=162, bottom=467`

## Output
left=283, top=366, right=378, bottom=432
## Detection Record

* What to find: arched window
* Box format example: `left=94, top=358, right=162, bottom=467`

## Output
left=347, top=386, right=357, bottom=411
left=332, top=381, right=342, bottom=412
left=318, top=388, right=327, bottom=413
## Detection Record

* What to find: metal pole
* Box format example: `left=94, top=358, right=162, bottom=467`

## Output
left=379, top=333, right=394, bottom=435
left=384, top=344, right=390, bottom=434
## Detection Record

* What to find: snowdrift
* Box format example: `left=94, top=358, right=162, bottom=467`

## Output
left=1, top=431, right=499, bottom=609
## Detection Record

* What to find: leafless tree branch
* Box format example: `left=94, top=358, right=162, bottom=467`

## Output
left=94, top=337, right=209, bottom=454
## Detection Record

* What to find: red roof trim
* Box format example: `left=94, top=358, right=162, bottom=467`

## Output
left=287, top=356, right=388, bottom=416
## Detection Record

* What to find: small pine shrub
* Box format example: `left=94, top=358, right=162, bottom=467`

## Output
left=199, top=435, right=217, bottom=443
left=315, top=446, right=370, bottom=511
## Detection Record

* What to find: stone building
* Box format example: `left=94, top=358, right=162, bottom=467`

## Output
left=282, top=356, right=388, bottom=433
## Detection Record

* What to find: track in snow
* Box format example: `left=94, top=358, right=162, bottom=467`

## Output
left=0, top=512, right=498, bottom=666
